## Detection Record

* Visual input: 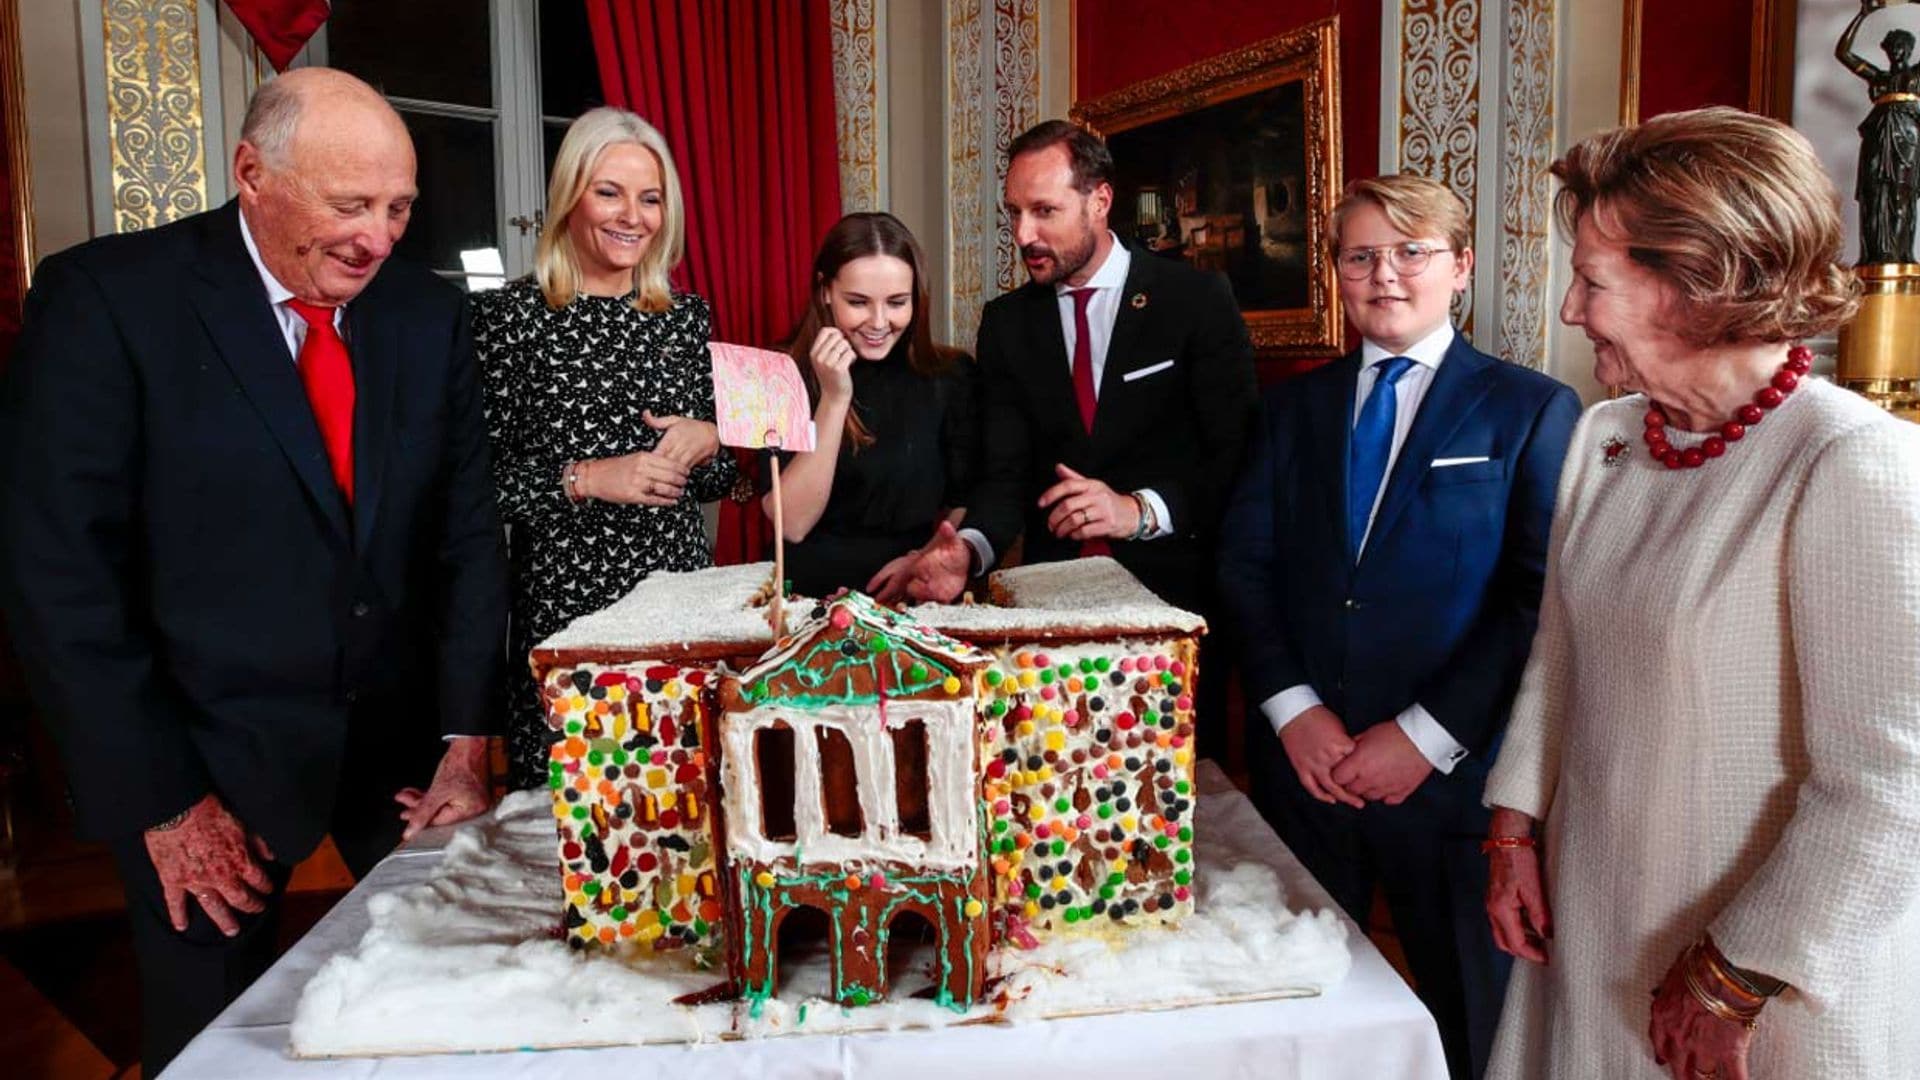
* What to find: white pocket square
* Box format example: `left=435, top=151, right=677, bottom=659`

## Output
left=1431, top=456, right=1491, bottom=467
left=1122, top=359, right=1176, bottom=382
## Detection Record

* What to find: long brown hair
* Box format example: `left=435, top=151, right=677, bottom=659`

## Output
left=786, top=212, right=956, bottom=450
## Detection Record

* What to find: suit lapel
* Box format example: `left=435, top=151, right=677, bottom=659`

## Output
left=1094, top=245, right=1153, bottom=425
left=1021, top=283, right=1083, bottom=444
left=187, top=204, right=352, bottom=540
left=347, top=287, right=400, bottom=553
left=1364, top=336, right=1496, bottom=555
left=1309, top=354, right=1362, bottom=561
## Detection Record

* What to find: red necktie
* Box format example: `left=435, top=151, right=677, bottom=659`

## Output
left=287, top=299, right=355, bottom=502
left=1069, top=287, right=1098, bottom=432
left=1067, top=287, right=1109, bottom=557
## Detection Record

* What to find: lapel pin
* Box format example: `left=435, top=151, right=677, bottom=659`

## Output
left=1601, top=435, right=1629, bottom=469
left=1130, top=292, right=1148, bottom=309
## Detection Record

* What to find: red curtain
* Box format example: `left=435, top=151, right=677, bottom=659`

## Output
left=587, top=0, right=843, bottom=566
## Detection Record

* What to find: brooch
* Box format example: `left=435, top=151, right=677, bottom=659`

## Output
left=1601, top=435, right=1630, bottom=469
left=1130, top=292, right=1148, bottom=309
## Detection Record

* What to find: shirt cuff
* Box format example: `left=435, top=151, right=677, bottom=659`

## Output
left=1260, top=684, right=1324, bottom=737
left=1136, top=488, right=1175, bottom=540
left=1395, top=704, right=1469, bottom=773
left=957, top=527, right=994, bottom=577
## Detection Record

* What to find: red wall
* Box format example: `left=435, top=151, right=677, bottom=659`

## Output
left=1076, top=0, right=1379, bottom=198
left=1637, top=0, right=1752, bottom=120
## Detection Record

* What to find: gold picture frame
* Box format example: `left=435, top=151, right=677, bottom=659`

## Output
left=1071, top=17, right=1343, bottom=356
left=0, top=0, right=33, bottom=308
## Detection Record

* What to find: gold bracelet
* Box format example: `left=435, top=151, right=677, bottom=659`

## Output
left=1479, top=835, right=1537, bottom=854
left=1700, top=934, right=1785, bottom=999
left=1696, top=945, right=1769, bottom=1008
left=1683, top=947, right=1761, bottom=1028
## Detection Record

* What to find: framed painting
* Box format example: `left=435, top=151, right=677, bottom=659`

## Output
left=1071, top=17, right=1343, bottom=356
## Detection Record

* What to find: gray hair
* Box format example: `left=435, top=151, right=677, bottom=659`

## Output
left=240, top=76, right=304, bottom=167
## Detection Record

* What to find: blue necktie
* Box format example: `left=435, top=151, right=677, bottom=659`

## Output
left=1348, top=356, right=1413, bottom=561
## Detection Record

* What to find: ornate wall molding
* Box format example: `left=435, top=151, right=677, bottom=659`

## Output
left=944, top=0, right=1042, bottom=348
left=831, top=0, right=886, bottom=214
left=1398, top=0, right=1482, bottom=332
left=1497, top=0, right=1553, bottom=369
left=946, top=0, right=987, bottom=348
left=101, top=0, right=208, bottom=234
left=990, top=0, right=1040, bottom=295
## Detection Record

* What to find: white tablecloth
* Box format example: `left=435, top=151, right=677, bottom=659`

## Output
left=161, top=766, right=1445, bottom=1079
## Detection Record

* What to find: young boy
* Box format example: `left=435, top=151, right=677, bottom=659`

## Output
left=1217, top=175, right=1580, bottom=1079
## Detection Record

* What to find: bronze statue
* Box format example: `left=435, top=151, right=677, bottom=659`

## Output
left=1840, top=1, right=1920, bottom=265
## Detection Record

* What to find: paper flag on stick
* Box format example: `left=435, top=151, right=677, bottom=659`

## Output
left=708, top=342, right=816, bottom=452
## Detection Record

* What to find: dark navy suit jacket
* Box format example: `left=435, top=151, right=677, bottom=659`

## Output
left=1219, top=333, right=1579, bottom=797
left=0, top=202, right=508, bottom=860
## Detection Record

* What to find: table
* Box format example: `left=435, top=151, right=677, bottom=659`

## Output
left=161, top=768, right=1445, bottom=1079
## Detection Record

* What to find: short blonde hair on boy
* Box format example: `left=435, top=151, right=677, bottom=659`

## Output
left=1327, top=174, right=1472, bottom=255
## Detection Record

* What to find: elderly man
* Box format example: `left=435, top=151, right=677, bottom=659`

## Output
left=0, top=68, right=506, bottom=1069
left=911, top=121, right=1256, bottom=606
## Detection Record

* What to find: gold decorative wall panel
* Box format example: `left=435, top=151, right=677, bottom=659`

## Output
left=1497, top=0, right=1554, bottom=369
left=1398, top=0, right=1481, bottom=332
left=990, top=0, right=1040, bottom=294
left=103, top=0, right=208, bottom=234
left=831, top=0, right=883, bottom=214
left=947, top=0, right=987, bottom=348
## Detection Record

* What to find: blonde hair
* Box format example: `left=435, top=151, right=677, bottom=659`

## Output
left=535, top=107, right=686, bottom=313
left=1328, top=174, right=1472, bottom=254
left=1551, top=106, right=1860, bottom=346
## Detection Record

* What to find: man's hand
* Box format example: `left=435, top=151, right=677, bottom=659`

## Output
left=1038, top=464, right=1141, bottom=541
left=907, top=520, right=971, bottom=603
left=394, top=736, right=494, bottom=841
left=144, top=792, right=275, bottom=936
left=1278, top=705, right=1363, bottom=808
left=1328, top=721, right=1434, bottom=805
left=642, top=410, right=720, bottom=469
left=866, top=550, right=921, bottom=605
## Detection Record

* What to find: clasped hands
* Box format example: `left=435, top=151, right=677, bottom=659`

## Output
left=145, top=737, right=493, bottom=938
left=1280, top=704, right=1433, bottom=808
left=575, top=410, right=721, bottom=507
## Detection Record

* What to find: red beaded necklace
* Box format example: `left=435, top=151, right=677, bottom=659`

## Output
left=1643, top=344, right=1813, bottom=470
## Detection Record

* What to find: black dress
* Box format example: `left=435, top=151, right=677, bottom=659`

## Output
left=473, top=277, right=737, bottom=789
left=778, top=347, right=979, bottom=597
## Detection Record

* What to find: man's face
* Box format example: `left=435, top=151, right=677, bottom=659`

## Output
left=1004, top=144, right=1110, bottom=287
left=235, top=99, right=417, bottom=306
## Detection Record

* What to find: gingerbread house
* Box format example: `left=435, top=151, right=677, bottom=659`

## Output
left=530, top=557, right=1205, bottom=1010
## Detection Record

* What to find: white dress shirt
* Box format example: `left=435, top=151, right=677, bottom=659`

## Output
left=1261, top=322, right=1470, bottom=774
left=960, top=234, right=1172, bottom=573
left=237, top=206, right=347, bottom=360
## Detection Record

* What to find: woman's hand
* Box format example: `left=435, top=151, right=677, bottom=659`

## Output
left=809, top=327, right=856, bottom=404
left=1649, top=949, right=1756, bottom=1080
left=580, top=450, right=688, bottom=507
left=1485, top=808, right=1552, bottom=964
left=643, top=410, right=720, bottom=468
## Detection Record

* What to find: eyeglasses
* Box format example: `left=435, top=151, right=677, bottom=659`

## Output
left=1335, top=242, right=1451, bottom=280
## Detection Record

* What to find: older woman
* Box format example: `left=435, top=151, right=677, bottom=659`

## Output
left=1481, top=106, right=1920, bottom=1079
left=473, top=107, right=735, bottom=790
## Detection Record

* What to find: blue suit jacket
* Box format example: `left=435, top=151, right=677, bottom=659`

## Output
left=1219, top=334, right=1579, bottom=785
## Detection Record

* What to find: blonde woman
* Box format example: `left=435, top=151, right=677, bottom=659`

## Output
left=473, top=107, right=734, bottom=790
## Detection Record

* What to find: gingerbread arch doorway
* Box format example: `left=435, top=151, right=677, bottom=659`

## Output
left=882, top=906, right=942, bottom=996
left=768, top=901, right=835, bottom=998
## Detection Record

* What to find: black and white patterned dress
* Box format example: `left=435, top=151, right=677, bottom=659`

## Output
left=473, top=277, right=737, bottom=789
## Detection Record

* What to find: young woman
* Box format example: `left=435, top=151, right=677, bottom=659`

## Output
left=764, top=213, right=978, bottom=600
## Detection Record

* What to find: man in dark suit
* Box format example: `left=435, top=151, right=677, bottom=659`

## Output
left=910, top=119, right=1257, bottom=624
left=1219, top=175, right=1579, bottom=1079
left=0, top=68, right=507, bottom=1071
